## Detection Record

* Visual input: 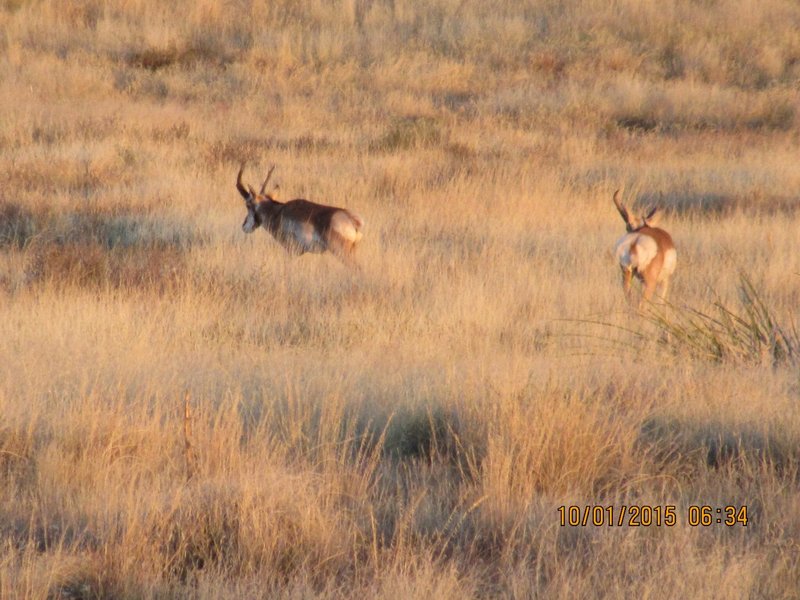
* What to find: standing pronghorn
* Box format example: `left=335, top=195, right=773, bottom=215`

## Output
left=613, top=190, right=676, bottom=308
left=235, top=164, right=364, bottom=266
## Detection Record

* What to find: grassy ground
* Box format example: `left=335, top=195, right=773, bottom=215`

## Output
left=1, top=0, right=799, bottom=597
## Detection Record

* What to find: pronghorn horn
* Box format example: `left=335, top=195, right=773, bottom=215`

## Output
left=613, top=189, right=631, bottom=225
left=644, top=205, right=659, bottom=221
left=236, top=164, right=250, bottom=200
left=259, top=165, right=276, bottom=195
left=643, top=205, right=661, bottom=226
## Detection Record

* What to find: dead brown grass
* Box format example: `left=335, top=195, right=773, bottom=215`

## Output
left=1, top=0, right=799, bottom=598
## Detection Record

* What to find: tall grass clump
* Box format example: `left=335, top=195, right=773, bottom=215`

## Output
left=647, top=274, right=799, bottom=366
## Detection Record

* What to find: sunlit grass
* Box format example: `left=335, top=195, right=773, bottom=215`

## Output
left=1, top=0, right=799, bottom=597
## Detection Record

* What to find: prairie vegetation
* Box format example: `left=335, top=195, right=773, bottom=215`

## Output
left=1, top=0, right=799, bottom=597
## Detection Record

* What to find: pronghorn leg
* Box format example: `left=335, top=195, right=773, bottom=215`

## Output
left=654, top=278, right=672, bottom=341
left=639, top=278, right=657, bottom=312
left=621, top=267, right=635, bottom=307
left=329, top=235, right=361, bottom=270
left=280, top=252, right=292, bottom=289
left=658, top=278, right=670, bottom=304
left=342, top=244, right=362, bottom=271
left=657, top=278, right=671, bottom=335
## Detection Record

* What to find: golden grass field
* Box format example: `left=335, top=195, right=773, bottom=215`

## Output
left=1, top=0, right=799, bottom=597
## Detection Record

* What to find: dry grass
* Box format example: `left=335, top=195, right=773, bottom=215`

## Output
left=1, top=0, right=800, bottom=597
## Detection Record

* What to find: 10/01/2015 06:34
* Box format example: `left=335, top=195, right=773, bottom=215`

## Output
left=557, top=505, right=748, bottom=527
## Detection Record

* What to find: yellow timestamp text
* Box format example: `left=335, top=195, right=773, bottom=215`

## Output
left=557, top=505, right=748, bottom=527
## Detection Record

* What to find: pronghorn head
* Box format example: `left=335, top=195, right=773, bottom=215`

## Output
left=613, top=190, right=662, bottom=232
left=236, top=164, right=276, bottom=234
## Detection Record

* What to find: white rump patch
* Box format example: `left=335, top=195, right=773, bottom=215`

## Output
left=615, top=233, right=658, bottom=271
left=331, top=211, right=363, bottom=244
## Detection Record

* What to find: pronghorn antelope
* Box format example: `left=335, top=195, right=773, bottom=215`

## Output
left=613, top=190, right=676, bottom=308
left=235, top=164, right=364, bottom=265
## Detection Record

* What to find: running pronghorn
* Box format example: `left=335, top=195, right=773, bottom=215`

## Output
left=613, top=190, right=676, bottom=308
left=235, top=164, right=364, bottom=266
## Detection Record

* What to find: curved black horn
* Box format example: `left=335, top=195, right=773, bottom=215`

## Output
left=236, top=164, right=250, bottom=200
left=644, top=206, right=659, bottom=221
left=259, top=165, right=276, bottom=195
left=612, top=189, right=631, bottom=225
left=643, top=205, right=661, bottom=227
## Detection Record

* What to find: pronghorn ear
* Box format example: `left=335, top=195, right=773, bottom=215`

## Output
left=270, top=184, right=280, bottom=200
left=613, top=190, right=632, bottom=226
left=643, top=206, right=661, bottom=227
left=248, top=185, right=257, bottom=198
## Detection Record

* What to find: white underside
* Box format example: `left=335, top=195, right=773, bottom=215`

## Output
left=282, top=220, right=327, bottom=253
